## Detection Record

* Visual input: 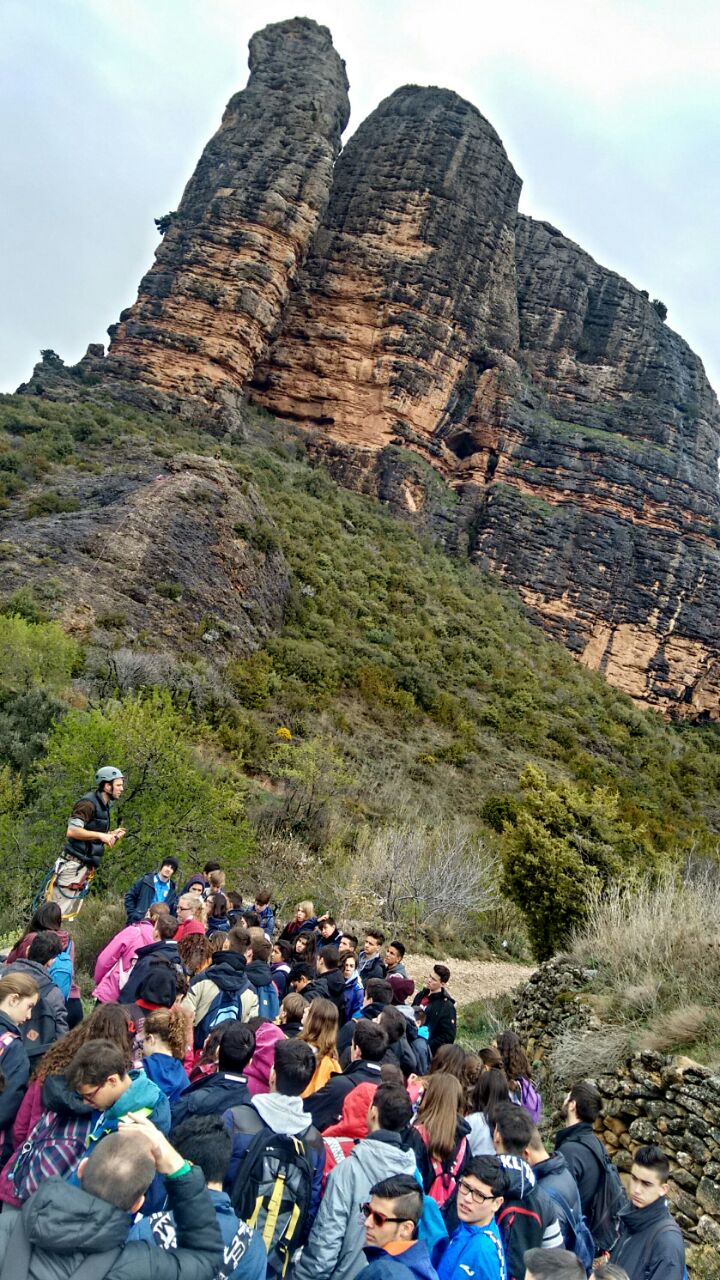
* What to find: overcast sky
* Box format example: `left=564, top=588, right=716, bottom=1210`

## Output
left=2, top=0, right=718, bottom=395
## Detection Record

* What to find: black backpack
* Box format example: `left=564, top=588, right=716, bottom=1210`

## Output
left=577, top=1134, right=628, bottom=1253
left=231, top=1128, right=314, bottom=1278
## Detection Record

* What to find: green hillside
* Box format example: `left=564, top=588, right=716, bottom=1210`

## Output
left=1, top=391, right=719, bottom=952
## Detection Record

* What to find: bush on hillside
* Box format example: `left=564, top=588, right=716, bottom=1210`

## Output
left=501, top=765, right=654, bottom=960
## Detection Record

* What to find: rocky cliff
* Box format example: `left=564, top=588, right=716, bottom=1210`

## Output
left=103, top=18, right=349, bottom=413
left=18, top=20, right=720, bottom=714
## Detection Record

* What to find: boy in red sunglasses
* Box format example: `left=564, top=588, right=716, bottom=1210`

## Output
left=362, top=1174, right=439, bottom=1279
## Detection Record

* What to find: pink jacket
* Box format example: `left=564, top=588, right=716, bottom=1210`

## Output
left=92, top=919, right=155, bottom=1003
left=0, top=1080, right=43, bottom=1207
left=246, top=1023, right=285, bottom=1097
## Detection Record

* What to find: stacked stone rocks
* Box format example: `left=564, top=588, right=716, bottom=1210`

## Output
left=511, top=959, right=720, bottom=1264
left=595, top=1053, right=720, bottom=1252
left=511, top=956, right=598, bottom=1076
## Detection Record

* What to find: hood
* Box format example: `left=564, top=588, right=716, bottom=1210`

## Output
left=534, top=1150, right=570, bottom=1180
left=344, top=1060, right=384, bottom=1085
left=363, top=1240, right=437, bottom=1280
left=619, top=1196, right=670, bottom=1235
left=42, top=1073, right=96, bottom=1118
left=5, top=958, right=53, bottom=995
left=323, top=968, right=346, bottom=998
left=361, top=1002, right=386, bottom=1021
left=344, top=973, right=363, bottom=990
left=388, top=975, right=415, bottom=1004
left=22, top=1176, right=130, bottom=1254
left=252, top=1091, right=312, bottom=1135
left=323, top=1082, right=378, bottom=1138
left=499, top=1153, right=537, bottom=1199
left=143, top=1053, right=189, bottom=1095
left=246, top=959, right=273, bottom=989
left=92, top=1069, right=162, bottom=1137
left=206, top=952, right=249, bottom=993
left=133, top=939, right=178, bottom=962
left=246, top=1023, right=285, bottom=1093
left=351, top=1131, right=417, bottom=1182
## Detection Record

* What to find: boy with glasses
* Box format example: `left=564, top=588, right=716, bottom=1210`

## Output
left=437, top=1156, right=509, bottom=1280
left=362, top=1174, right=439, bottom=1279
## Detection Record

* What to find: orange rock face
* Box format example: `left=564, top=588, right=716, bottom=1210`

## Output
left=105, top=18, right=349, bottom=403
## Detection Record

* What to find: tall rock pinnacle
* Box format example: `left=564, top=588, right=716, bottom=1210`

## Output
left=105, top=18, right=349, bottom=400
left=251, top=86, right=522, bottom=455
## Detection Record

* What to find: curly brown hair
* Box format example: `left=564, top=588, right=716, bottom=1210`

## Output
left=143, top=1007, right=189, bottom=1060
left=177, top=933, right=212, bottom=975
left=496, top=1030, right=532, bottom=1088
left=32, top=1003, right=134, bottom=1081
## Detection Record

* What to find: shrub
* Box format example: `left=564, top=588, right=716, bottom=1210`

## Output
left=501, top=765, right=652, bottom=959
left=25, top=492, right=80, bottom=518
left=642, top=1004, right=714, bottom=1053
left=549, top=1026, right=634, bottom=1085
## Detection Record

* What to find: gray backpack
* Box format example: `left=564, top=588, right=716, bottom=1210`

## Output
left=0, top=1214, right=121, bottom=1280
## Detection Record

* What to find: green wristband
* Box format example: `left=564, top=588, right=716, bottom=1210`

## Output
left=165, top=1161, right=192, bottom=1180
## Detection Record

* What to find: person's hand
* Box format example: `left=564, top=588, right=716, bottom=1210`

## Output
left=113, top=827, right=127, bottom=840
left=100, top=832, right=116, bottom=847
left=118, top=1112, right=186, bottom=1175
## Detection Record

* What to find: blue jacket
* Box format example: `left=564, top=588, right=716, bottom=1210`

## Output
left=0, top=1013, right=30, bottom=1160
left=612, top=1197, right=685, bottom=1280
left=364, top=1240, right=439, bottom=1280
left=437, top=1220, right=507, bottom=1280
left=143, top=1053, right=191, bottom=1105
left=257, top=904, right=275, bottom=937
left=128, top=1186, right=267, bottom=1280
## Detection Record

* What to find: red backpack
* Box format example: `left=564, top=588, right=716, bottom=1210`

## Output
left=417, top=1125, right=468, bottom=1206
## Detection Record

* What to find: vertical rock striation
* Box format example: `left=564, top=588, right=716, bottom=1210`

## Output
left=105, top=18, right=349, bottom=403
left=251, top=85, right=522, bottom=466
left=469, top=218, right=720, bottom=712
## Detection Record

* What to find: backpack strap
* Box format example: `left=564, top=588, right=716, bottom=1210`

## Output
left=643, top=1218, right=684, bottom=1278
left=544, top=1184, right=579, bottom=1227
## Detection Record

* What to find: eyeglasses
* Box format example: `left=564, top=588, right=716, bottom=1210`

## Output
left=457, top=1179, right=498, bottom=1205
left=78, top=1080, right=108, bottom=1104
left=361, top=1203, right=407, bottom=1228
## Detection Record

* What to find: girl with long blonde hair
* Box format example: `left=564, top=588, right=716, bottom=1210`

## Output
left=299, top=997, right=341, bottom=1096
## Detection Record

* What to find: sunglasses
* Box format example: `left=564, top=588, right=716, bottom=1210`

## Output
left=361, top=1203, right=407, bottom=1228
left=457, top=1178, right=499, bottom=1205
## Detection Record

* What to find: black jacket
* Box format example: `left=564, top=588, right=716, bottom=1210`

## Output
left=120, top=939, right=182, bottom=1004
left=554, top=1121, right=605, bottom=1220
left=0, top=1011, right=30, bottom=1158
left=303, top=1058, right=384, bottom=1132
left=612, top=1197, right=685, bottom=1280
left=412, top=989, right=457, bottom=1055
left=124, top=872, right=178, bottom=924
left=496, top=1156, right=563, bottom=1280
left=302, top=968, right=347, bottom=1024
left=358, top=952, right=385, bottom=987
left=171, top=1071, right=251, bottom=1127
left=0, top=1166, right=223, bottom=1280
left=337, top=1002, right=387, bottom=1068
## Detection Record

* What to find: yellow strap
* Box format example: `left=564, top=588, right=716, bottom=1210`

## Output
left=263, top=1171, right=285, bottom=1250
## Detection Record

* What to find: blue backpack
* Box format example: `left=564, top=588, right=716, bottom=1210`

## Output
left=252, top=980, right=280, bottom=1021
left=545, top=1185, right=595, bottom=1275
left=49, top=940, right=73, bottom=1001
left=193, top=988, right=244, bottom=1049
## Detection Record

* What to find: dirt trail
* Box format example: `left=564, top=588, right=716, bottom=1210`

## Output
left=404, top=953, right=533, bottom=1007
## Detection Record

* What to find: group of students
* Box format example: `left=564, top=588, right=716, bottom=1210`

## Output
left=0, top=860, right=688, bottom=1280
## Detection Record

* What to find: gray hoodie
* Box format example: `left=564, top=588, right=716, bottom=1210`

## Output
left=293, top=1131, right=417, bottom=1280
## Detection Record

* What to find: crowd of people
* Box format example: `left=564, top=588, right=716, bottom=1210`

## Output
left=0, top=773, right=688, bottom=1280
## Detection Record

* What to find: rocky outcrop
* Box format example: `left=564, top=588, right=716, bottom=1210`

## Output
left=251, top=85, right=521, bottom=456
left=17, top=21, right=720, bottom=713
left=103, top=19, right=349, bottom=408
left=0, top=450, right=288, bottom=655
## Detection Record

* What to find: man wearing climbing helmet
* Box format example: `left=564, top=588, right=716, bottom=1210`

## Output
left=48, top=767, right=127, bottom=918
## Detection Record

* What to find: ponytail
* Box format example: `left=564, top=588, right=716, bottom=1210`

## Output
left=143, top=1007, right=188, bottom=1059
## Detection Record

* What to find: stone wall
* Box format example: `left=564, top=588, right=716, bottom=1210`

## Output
left=512, top=958, right=720, bottom=1265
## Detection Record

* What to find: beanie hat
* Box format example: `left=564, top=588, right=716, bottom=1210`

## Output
left=137, top=962, right=176, bottom=1008
left=388, top=975, right=415, bottom=1005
